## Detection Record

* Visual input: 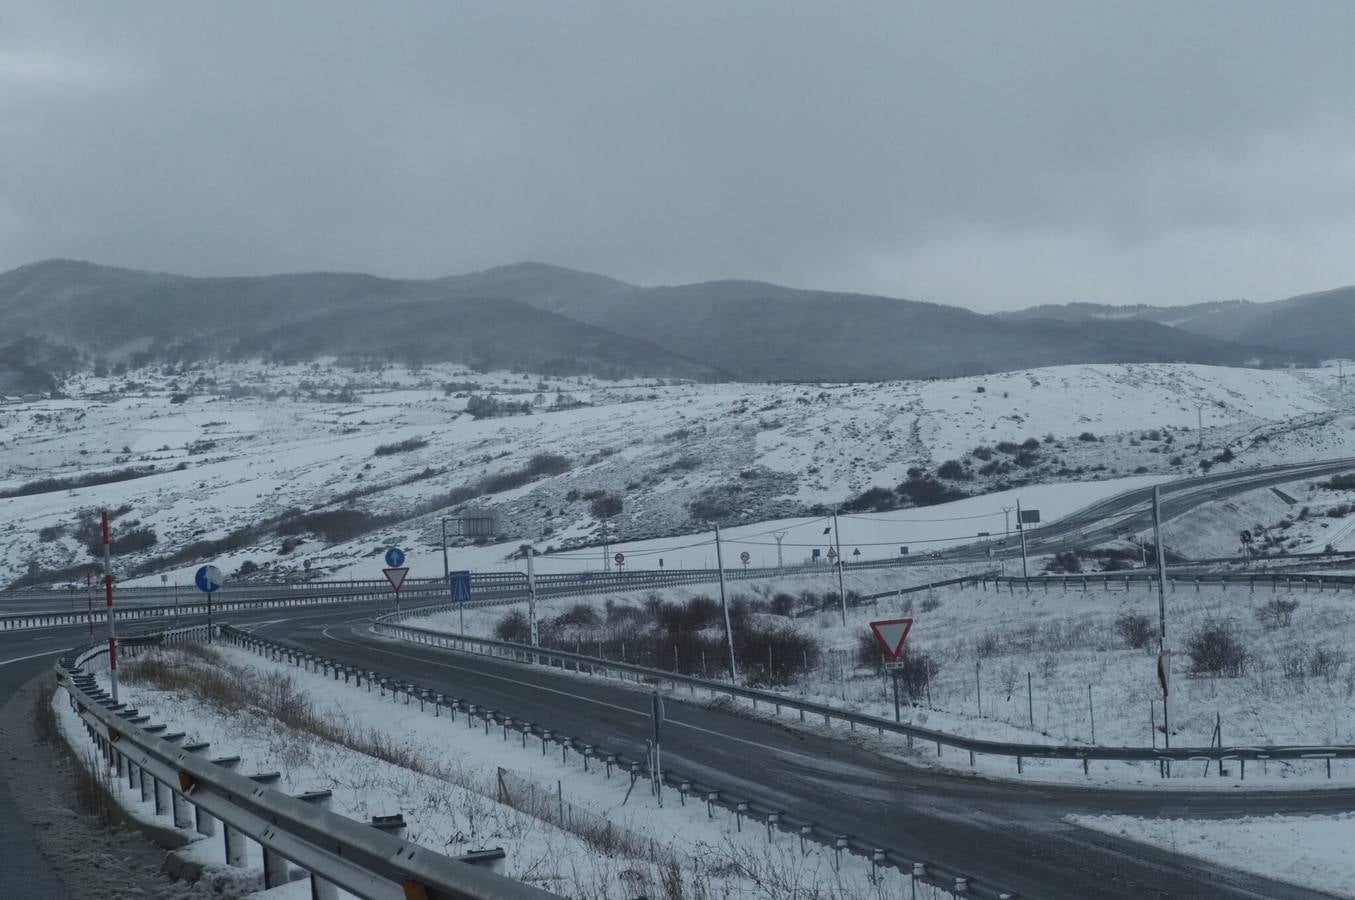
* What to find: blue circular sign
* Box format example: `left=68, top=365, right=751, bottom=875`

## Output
left=384, top=547, right=405, bottom=568
left=194, top=565, right=223, bottom=593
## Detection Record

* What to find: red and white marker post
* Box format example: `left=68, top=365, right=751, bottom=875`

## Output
left=103, top=510, right=118, bottom=704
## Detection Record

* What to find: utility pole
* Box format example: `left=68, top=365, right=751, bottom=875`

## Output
left=714, top=524, right=737, bottom=681
left=1001, top=506, right=1013, bottom=537
left=602, top=521, right=611, bottom=572
left=440, top=517, right=450, bottom=582
left=772, top=531, right=787, bottom=568
left=832, top=508, right=847, bottom=626
left=1152, top=485, right=1169, bottom=652
left=1196, top=402, right=1205, bottom=454
left=102, top=510, right=118, bottom=704
left=1016, top=499, right=1029, bottom=579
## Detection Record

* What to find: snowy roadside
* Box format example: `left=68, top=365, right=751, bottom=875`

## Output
left=403, top=571, right=1355, bottom=790
left=1068, top=813, right=1355, bottom=899
left=68, top=644, right=938, bottom=899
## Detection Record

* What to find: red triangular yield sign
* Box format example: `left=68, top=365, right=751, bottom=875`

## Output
left=870, top=618, right=914, bottom=660
left=383, top=567, right=409, bottom=594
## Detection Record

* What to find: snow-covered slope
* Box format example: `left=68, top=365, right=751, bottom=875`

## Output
left=2, top=359, right=1353, bottom=588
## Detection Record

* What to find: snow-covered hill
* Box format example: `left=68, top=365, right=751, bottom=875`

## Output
left=2, top=359, right=1353, bottom=589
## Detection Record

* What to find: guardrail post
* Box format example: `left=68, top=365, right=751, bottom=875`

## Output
left=295, top=790, right=339, bottom=900
left=183, top=742, right=215, bottom=835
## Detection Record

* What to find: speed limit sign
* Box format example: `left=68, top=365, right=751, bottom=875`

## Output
left=739, top=550, right=751, bottom=567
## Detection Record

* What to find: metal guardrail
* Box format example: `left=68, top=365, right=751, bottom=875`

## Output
left=55, top=633, right=562, bottom=900
left=369, top=603, right=1355, bottom=778
left=220, top=624, right=1008, bottom=900
left=985, top=572, right=1355, bottom=593
left=1, top=555, right=956, bottom=631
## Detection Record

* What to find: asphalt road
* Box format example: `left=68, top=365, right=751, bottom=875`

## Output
left=7, top=457, right=1355, bottom=897
left=257, top=610, right=1350, bottom=900
left=958, top=456, right=1355, bottom=564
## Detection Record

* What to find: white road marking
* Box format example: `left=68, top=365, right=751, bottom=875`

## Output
left=0, top=647, right=65, bottom=666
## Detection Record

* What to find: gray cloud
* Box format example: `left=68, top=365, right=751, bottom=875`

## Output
left=3, top=1, right=1355, bottom=311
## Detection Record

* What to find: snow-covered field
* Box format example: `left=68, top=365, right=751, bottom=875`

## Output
left=4, top=358, right=1354, bottom=590
left=410, top=567, right=1355, bottom=787
left=64, top=644, right=937, bottom=899
left=1071, top=813, right=1355, bottom=898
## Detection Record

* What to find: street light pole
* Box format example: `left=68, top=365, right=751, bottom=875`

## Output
left=102, top=510, right=118, bottom=704
left=1016, top=499, right=1029, bottom=579
left=714, top=524, right=737, bottom=681
left=1152, top=484, right=1169, bottom=652
left=523, top=544, right=539, bottom=648
left=832, top=508, right=847, bottom=626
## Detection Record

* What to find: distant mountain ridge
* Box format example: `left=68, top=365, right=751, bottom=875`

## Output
left=0, top=258, right=1331, bottom=390
left=1004, top=289, right=1355, bottom=359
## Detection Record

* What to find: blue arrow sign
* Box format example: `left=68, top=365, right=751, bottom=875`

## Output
left=448, top=570, right=472, bottom=603
left=385, top=547, right=406, bottom=568
left=194, top=564, right=223, bottom=593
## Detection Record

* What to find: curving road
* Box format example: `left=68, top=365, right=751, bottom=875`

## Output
left=257, top=609, right=1351, bottom=900
left=7, top=458, right=1355, bottom=898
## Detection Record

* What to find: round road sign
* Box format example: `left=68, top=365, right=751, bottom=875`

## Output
left=194, top=565, right=223, bottom=594
left=739, top=551, right=751, bottom=564
left=614, top=552, right=625, bottom=566
left=385, top=547, right=406, bottom=568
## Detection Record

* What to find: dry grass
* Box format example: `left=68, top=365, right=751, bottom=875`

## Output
left=39, top=683, right=121, bottom=827
left=32, top=681, right=61, bottom=745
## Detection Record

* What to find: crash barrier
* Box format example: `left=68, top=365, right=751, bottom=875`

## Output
left=220, top=624, right=1012, bottom=900
left=54, top=632, right=562, bottom=900
left=369, top=611, right=1355, bottom=782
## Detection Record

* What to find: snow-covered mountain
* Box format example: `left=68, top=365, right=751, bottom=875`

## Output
left=2, top=359, right=1352, bottom=589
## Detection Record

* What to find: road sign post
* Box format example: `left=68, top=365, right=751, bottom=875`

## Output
left=1017, top=503, right=1040, bottom=580
left=194, top=564, right=223, bottom=644
left=614, top=551, right=625, bottom=571
left=739, top=550, right=750, bottom=569
left=870, top=618, right=914, bottom=723
left=448, top=570, right=472, bottom=634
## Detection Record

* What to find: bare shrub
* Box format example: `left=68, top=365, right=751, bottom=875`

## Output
left=493, top=610, right=530, bottom=642
left=1187, top=621, right=1248, bottom=676
left=973, top=631, right=1002, bottom=658
left=1309, top=646, right=1345, bottom=681
left=893, top=649, right=940, bottom=699
left=919, top=593, right=941, bottom=613
left=997, top=661, right=1020, bottom=698
left=1256, top=598, right=1299, bottom=628
left=1115, top=613, right=1158, bottom=650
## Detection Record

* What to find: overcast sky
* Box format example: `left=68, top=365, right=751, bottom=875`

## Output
left=4, top=2, right=1355, bottom=311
